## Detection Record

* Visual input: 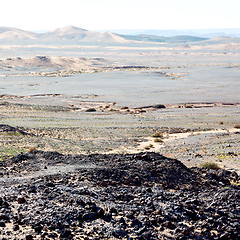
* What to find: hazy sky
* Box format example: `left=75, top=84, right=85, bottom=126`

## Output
left=1, top=0, right=240, bottom=31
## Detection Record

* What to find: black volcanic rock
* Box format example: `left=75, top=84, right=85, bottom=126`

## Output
left=0, top=151, right=239, bottom=239
left=0, top=124, right=28, bottom=135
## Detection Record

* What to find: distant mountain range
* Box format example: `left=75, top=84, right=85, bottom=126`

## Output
left=119, top=34, right=208, bottom=44
left=109, top=29, right=240, bottom=38
left=0, top=26, right=129, bottom=43
left=37, top=26, right=129, bottom=43
left=0, top=26, right=239, bottom=44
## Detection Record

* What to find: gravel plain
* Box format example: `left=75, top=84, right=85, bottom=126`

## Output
left=1, top=41, right=240, bottom=239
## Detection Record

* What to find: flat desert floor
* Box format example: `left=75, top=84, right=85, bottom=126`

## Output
left=1, top=43, right=240, bottom=172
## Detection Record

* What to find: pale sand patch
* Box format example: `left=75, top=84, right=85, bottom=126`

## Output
left=164, top=128, right=239, bottom=142
left=108, top=128, right=240, bottom=154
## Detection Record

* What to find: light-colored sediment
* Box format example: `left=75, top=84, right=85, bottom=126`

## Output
left=108, top=128, right=240, bottom=154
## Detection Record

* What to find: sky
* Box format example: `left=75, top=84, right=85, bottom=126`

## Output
left=1, top=0, right=240, bottom=32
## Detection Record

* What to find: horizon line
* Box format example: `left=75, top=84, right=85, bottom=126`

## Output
left=1, top=25, right=240, bottom=33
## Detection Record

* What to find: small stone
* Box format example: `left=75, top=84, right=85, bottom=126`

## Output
left=163, top=221, right=177, bottom=230
left=110, top=207, right=118, bottom=214
left=60, top=229, right=72, bottom=239
left=25, top=235, right=33, bottom=240
left=13, top=224, right=19, bottom=231
left=85, top=108, right=96, bottom=112
left=2, top=201, right=9, bottom=208
left=103, top=213, right=112, bottom=222
left=96, top=207, right=104, bottom=218
left=82, top=212, right=98, bottom=221
left=18, top=197, right=26, bottom=204
left=131, top=219, right=142, bottom=228
left=112, top=229, right=128, bottom=238
left=0, top=222, right=6, bottom=227
left=0, top=215, right=10, bottom=221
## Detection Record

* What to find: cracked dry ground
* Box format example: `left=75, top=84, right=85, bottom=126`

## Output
left=0, top=151, right=239, bottom=239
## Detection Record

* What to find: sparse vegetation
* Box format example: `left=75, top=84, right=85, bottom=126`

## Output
left=85, top=108, right=96, bottom=112
left=185, top=104, right=193, bottom=108
left=200, top=162, right=221, bottom=170
left=154, top=138, right=163, bottom=143
left=234, top=124, right=240, bottom=129
left=153, top=104, right=166, bottom=109
left=0, top=146, right=24, bottom=160
left=144, top=144, right=154, bottom=150
left=152, top=132, right=164, bottom=138
left=27, top=147, right=37, bottom=153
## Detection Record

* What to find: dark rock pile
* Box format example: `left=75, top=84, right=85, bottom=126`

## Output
left=0, top=124, right=28, bottom=135
left=0, top=151, right=239, bottom=239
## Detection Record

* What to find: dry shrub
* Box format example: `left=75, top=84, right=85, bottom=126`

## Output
left=85, top=108, right=96, bottom=112
left=200, top=162, right=220, bottom=170
left=27, top=147, right=37, bottom=153
left=154, top=138, right=163, bottom=143
left=234, top=124, right=240, bottom=129
left=152, top=132, right=163, bottom=138
left=144, top=144, right=154, bottom=150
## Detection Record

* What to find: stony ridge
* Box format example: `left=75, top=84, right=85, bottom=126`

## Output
left=0, top=151, right=239, bottom=239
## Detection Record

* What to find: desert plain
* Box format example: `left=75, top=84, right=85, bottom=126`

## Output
left=0, top=27, right=239, bottom=239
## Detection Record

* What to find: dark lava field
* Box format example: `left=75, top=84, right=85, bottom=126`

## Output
left=0, top=151, right=239, bottom=239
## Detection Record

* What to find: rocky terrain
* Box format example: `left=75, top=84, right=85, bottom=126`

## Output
left=0, top=151, right=239, bottom=239
left=0, top=56, right=162, bottom=77
left=0, top=24, right=240, bottom=240
left=0, top=56, right=108, bottom=73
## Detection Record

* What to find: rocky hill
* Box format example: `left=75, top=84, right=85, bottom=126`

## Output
left=0, top=27, right=37, bottom=40
left=0, top=25, right=209, bottom=44
left=39, top=26, right=130, bottom=43
left=0, top=56, right=108, bottom=72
